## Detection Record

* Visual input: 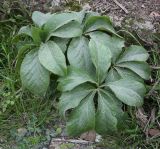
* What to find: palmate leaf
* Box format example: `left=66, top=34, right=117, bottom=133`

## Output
left=58, top=67, right=146, bottom=136
left=20, top=49, right=50, bottom=95
left=67, top=36, right=94, bottom=73
left=38, top=41, right=67, bottom=76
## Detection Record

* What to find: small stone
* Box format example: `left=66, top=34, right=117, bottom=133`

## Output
left=141, top=4, right=145, bottom=8
left=83, top=3, right=91, bottom=11
left=51, top=0, right=61, bottom=7
left=17, top=128, right=27, bottom=137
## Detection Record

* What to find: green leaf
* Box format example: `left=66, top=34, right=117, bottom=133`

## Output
left=32, top=11, right=52, bottom=27
left=54, top=37, right=69, bottom=53
left=67, top=36, right=94, bottom=73
left=107, top=79, right=146, bottom=106
left=38, top=41, right=67, bottom=76
left=49, top=21, right=82, bottom=38
left=117, top=45, right=149, bottom=63
left=18, top=25, right=32, bottom=37
left=96, top=90, right=124, bottom=134
left=89, top=38, right=111, bottom=83
left=44, top=12, right=79, bottom=32
left=67, top=92, right=95, bottom=136
left=115, top=67, right=143, bottom=82
left=58, top=67, right=96, bottom=92
left=117, top=61, right=150, bottom=80
left=20, top=50, right=50, bottom=95
left=84, top=16, right=117, bottom=35
left=71, top=10, right=85, bottom=24
left=89, top=31, right=124, bottom=63
left=105, top=68, right=121, bottom=83
left=59, top=84, right=94, bottom=117
left=31, top=27, right=42, bottom=43
left=16, top=43, right=35, bottom=74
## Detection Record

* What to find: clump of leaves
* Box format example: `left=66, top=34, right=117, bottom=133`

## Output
left=17, top=10, right=150, bottom=136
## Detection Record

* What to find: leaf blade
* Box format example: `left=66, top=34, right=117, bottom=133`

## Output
left=117, top=61, right=151, bottom=80
left=89, top=37, right=111, bottom=83
left=107, top=79, right=146, bottom=106
left=117, top=45, right=149, bottom=63
left=38, top=41, right=67, bottom=76
left=58, top=67, right=96, bottom=92
left=67, top=36, right=94, bottom=73
left=59, top=84, right=94, bottom=118
left=20, top=50, right=50, bottom=95
left=67, top=93, right=95, bottom=136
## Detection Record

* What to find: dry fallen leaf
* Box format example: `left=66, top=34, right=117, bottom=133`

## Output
left=149, top=12, right=160, bottom=18
left=136, top=107, right=148, bottom=128
left=80, top=130, right=96, bottom=142
left=148, top=129, right=160, bottom=137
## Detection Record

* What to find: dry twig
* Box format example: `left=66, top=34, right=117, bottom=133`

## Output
left=112, top=0, right=129, bottom=13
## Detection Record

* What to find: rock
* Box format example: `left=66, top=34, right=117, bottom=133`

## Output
left=17, top=128, right=27, bottom=137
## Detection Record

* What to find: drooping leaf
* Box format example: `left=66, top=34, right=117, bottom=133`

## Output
left=89, top=31, right=124, bottom=63
left=58, top=67, right=96, bottom=92
left=32, top=11, right=52, bottom=27
left=107, top=79, right=146, bottom=106
left=67, top=36, right=94, bottom=73
left=54, top=37, right=69, bottom=53
left=67, top=92, right=95, bottom=136
left=84, top=16, right=117, bottom=35
left=117, top=61, right=150, bottom=80
left=20, top=49, right=50, bottom=95
left=89, top=38, right=111, bottom=83
left=18, top=25, right=32, bottom=37
left=59, top=84, right=94, bottom=117
left=38, top=41, right=67, bottom=76
left=117, top=45, right=149, bottom=63
left=49, top=21, right=82, bottom=38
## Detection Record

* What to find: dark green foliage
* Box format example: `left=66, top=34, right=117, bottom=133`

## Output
left=17, top=10, right=150, bottom=136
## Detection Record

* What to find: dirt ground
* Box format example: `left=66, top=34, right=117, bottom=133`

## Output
left=20, top=0, right=159, bottom=45
left=24, top=0, right=159, bottom=31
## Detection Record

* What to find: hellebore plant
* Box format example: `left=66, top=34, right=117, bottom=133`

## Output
left=17, top=10, right=150, bottom=136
